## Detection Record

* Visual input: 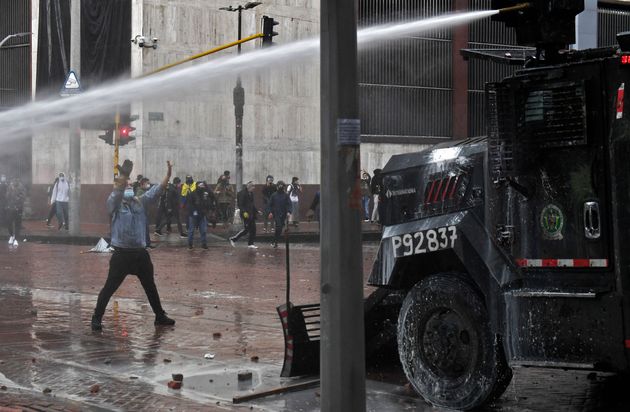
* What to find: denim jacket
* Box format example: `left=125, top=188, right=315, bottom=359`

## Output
left=108, top=184, right=162, bottom=248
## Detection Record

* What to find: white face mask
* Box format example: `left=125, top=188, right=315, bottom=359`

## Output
left=60, top=176, right=65, bottom=181
left=124, top=188, right=134, bottom=199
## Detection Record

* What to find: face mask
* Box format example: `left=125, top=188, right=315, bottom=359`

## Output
left=60, top=177, right=65, bottom=181
left=124, top=188, right=134, bottom=199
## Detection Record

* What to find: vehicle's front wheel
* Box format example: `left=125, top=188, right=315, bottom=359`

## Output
left=397, top=274, right=512, bottom=410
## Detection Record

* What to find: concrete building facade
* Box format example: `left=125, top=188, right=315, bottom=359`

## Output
left=2, top=1, right=630, bottom=223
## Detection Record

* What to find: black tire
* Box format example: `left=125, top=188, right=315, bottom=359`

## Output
left=397, top=274, right=512, bottom=410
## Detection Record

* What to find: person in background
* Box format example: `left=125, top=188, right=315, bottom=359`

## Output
left=45, top=176, right=59, bottom=227
left=5, top=178, right=26, bottom=247
left=287, top=176, right=302, bottom=227
left=50, top=172, right=70, bottom=230
left=186, top=181, right=212, bottom=249
left=267, top=181, right=292, bottom=248
left=229, top=181, right=259, bottom=249
left=132, top=174, right=143, bottom=195
left=136, top=177, right=150, bottom=197
left=91, top=160, right=175, bottom=331
left=215, top=171, right=234, bottom=224
left=262, top=175, right=276, bottom=233
left=360, top=170, right=372, bottom=222
left=308, top=190, right=320, bottom=229
left=0, top=175, right=7, bottom=230
left=154, top=177, right=187, bottom=238
left=370, top=168, right=383, bottom=224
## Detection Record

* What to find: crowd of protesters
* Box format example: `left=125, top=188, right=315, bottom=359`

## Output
left=3, top=167, right=384, bottom=250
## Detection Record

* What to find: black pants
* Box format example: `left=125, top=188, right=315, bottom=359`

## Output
left=156, top=208, right=184, bottom=234
left=232, top=216, right=256, bottom=245
left=46, top=202, right=57, bottom=224
left=94, top=249, right=165, bottom=318
left=6, top=209, right=22, bottom=238
left=218, top=202, right=233, bottom=223
left=273, top=217, right=286, bottom=245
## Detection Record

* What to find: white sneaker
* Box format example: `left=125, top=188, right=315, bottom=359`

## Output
left=12, top=239, right=18, bottom=247
left=8, top=236, right=14, bottom=244
left=229, top=238, right=236, bottom=247
left=248, top=244, right=258, bottom=249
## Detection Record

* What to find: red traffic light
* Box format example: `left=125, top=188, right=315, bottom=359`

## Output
left=119, top=124, right=136, bottom=146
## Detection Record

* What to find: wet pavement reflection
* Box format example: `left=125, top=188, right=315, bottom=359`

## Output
left=0, top=242, right=629, bottom=410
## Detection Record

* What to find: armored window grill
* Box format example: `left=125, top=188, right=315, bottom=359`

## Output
left=516, top=81, right=587, bottom=148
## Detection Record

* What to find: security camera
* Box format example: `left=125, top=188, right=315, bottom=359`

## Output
left=131, top=35, right=157, bottom=49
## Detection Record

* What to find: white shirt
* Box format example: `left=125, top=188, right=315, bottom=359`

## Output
left=51, top=179, right=70, bottom=202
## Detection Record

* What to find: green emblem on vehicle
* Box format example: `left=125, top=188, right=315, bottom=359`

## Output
left=540, top=204, right=564, bottom=240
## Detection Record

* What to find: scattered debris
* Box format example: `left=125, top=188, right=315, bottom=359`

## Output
left=31, top=358, right=36, bottom=363
left=90, top=384, right=100, bottom=393
left=167, top=380, right=182, bottom=390
left=238, top=371, right=253, bottom=381
left=213, top=332, right=222, bottom=339
left=89, top=237, right=113, bottom=253
left=194, top=308, right=203, bottom=316
left=172, top=373, right=184, bottom=382
left=209, top=379, right=214, bottom=383
left=43, top=387, right=52, bottom=394
left=250, top=356, right=259, bottom=363
left=0, top=385, right=6, bottom=390
left=204, top=353, right=215, bottom=359
left=129, top=376, right=139, bottom=380
left=104, top=358, right=112, bottom=365
left=163, top=358, right=172, bottom=363
left=29, top=309, right=37, bottom=316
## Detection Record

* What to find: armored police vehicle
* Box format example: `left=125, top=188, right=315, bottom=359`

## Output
left=367, top=1, right=630, bottom=409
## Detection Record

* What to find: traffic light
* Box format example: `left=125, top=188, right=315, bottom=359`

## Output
left=118, top=114, right=138, bottom=146
left=262, top=16, right=278, bottom=47
left=98, top=128, right=114, bottom=145
left=118, top=125, right=136, bottom=146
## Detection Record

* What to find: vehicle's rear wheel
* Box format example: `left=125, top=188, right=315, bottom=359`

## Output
left=397, top=274, right=512, bottom=410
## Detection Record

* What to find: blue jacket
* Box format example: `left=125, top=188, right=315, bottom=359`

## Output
left=108, top=184, right=162, bottom=248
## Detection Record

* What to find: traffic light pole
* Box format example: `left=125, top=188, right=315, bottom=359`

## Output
left=320, top=0, right=365, bottom=410
left=68, top=0, right=81, bottom=235
left=234, top=8, right=244, bottom=193
left=113, top=110, right=120, bottom=178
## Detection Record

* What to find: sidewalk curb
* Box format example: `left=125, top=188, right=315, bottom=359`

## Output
left=25, top=231, right=382, bottom=246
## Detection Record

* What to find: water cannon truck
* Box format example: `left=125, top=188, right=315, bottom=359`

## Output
left=364, top=0, right=630, bottom=409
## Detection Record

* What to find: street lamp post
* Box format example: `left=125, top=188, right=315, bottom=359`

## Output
left=219, top=2, right=262, bottom=193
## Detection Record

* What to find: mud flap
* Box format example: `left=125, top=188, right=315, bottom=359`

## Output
left=276, top=302, right=320, bottom=377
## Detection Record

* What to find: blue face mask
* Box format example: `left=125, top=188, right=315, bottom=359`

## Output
left=123, top=188, right=134, bottom=199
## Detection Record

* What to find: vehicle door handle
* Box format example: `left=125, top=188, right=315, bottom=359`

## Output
left=583, top=201, right=601, bottom=240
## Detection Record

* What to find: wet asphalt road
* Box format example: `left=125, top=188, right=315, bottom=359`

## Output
left=0, top=241, right=629, bottom=411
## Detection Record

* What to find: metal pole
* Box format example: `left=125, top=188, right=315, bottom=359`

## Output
left=234, top=7, right=244, bottom=193
left=320, top=0, right=365, bottom=410
left=68, top=0, right=81, bottom=235
left=114, top=110, right=120, bottom=178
